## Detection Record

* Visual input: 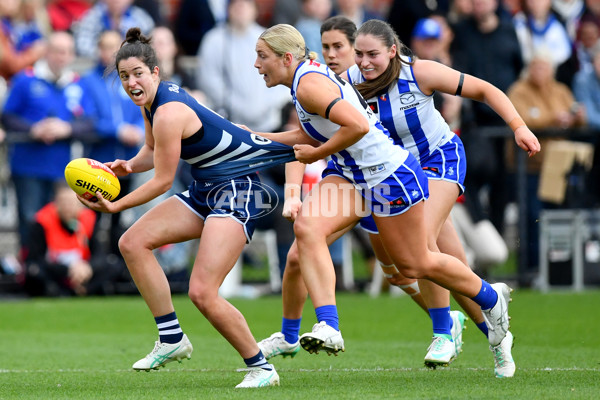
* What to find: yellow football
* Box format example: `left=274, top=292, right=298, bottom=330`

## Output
left=64, top=158, right=120, bottom=202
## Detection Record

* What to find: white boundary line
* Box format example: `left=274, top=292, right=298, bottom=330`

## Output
left=1, top=367, right=599, bottom=373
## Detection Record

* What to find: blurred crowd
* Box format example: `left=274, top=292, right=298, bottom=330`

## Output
left=1, top=0, right=600, bottom=296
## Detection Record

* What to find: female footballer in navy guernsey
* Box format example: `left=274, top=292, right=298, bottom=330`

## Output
left=77, top=27, right=292, bottom=388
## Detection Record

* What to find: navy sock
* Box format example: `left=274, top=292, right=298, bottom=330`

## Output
left=244, top=351, right=272, bottom=370
left=315, top=305, right=339, bottom=331
left=155, top=311, right=184, bottom=344
left=477, top=321, right=489, bottom=337
left=429, top=306, right=452, bottom=337
left=281, top=317, right=301, bottom=344
left=471, top=279, right=499, bottom=310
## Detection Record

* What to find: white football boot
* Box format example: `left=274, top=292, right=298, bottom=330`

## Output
left=424, top=336, right=457, bottom=368
left=491, top=330, right=516, bottom=378
left=482, top=283, right=512, bottom=346
left=132, top=334, right=193, bottom=370
left=258, top=332, right=301, bottom=360
left=450, top=310, right=467, bottom=354
left=299, top=321, right=345, bottom=355
left=235, top=366, right=280, bottom=388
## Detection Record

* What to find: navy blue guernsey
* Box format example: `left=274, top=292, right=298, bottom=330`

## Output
left=145, top=81, right=295, bottom=183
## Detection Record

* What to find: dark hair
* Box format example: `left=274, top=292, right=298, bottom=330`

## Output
left=355, top=19, right=413, bottom=100
left=320, top=16, right=357, bottom=45
left=115, top=27, right=159, bottom=72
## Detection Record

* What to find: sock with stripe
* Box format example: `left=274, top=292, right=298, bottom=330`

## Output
left=429, top=306, right=452, bottom=340
left=471, top=279, right=499, bottom=310
left=281, top=317, right=301, bottom=344
left=315, top=305, right=339, bottom=331
left=244, top=351, right=273, bottom=371
left=155, top=311, right=184, bottom=344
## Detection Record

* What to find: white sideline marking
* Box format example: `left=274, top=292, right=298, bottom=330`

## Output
left=1, top=367, right=599, bottom=373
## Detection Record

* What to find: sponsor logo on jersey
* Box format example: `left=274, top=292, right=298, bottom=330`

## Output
left=368, top=101, right=379, bottom=114
left=399, top=92, right=416, bottom=104
left=423, top=166, right=439, bottom=177
left=388, top=196, right=407, bottom=208
left=368, top=164, right=387, bottom=175
left=168, top=84, right=180, bottom=93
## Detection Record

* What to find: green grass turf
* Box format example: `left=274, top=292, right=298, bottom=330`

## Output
left=1, top=290, right=599, bottom=399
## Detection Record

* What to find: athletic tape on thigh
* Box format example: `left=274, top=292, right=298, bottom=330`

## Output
left=380, top=263, right=400, bottom=278
left=398, top=281, right=421, bottom=296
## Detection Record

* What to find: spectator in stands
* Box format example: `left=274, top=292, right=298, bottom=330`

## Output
left=448, top=0, right=474, bottom=24
left=507, top=48, right=585, bottom=271
left=1, top=31, right=95, bottom=251
left=13, top=0, right=51, bottom=51
left=580, top=0, right=600, bottom=30
left=134, top=0, right=165, bottom=26
left=23, top=182, right=127, bottom=296
left=334, top=0, right=382, bottom=28
left=0, top=0, right=46, bottom=81
left=295, top=0, right=333, bottom=62
left=151, top=26, right=198, bottom=94
left=72, top=0, right=155, bottom=59
left=47, top=0, right=92, bottom=32
left=552, top=0, right=585, bottom=40
left=80, top=29, right=144, bottom=256
left=196, top=0, right=288, bottom=132
left=386, top=0, right=448, bottom=46
left=513, top=0, right=574, bottom=84
left=450, top=0, right=523, bottom=235
left=574, top=42, right=600, bottom=129
left=575, top=19, right=600, bottom=73
left=271, top=0, right=302, bottom=26
left=173, top=0, right=215, bottom=56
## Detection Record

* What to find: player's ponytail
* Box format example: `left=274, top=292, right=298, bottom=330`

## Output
left=115, top=27, right=158, bottom=72
left=355, top=20, right=412, bottom=100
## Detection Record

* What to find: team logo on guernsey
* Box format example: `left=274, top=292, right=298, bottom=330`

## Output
left=168, top=84, right=180, bottom=93
left=206, top=179, right=279, bottom=219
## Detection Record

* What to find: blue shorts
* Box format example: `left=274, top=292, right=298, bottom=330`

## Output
left=322, top=152, right=429, bottom=234
left=175, top=174, right=268, bottom=242
left=357, top=136, right=465, bottom=234
left=421, top=134, right=466, bottom=194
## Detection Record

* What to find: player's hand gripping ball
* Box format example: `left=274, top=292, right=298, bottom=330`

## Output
left=64, top=158, right=120, bottom=202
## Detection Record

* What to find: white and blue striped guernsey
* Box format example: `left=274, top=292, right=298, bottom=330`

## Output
left=291, top=60, right=407, bottom=189
left=145, top=81, right=296, bottom=183
left=346, top=57, right=454, bottom=163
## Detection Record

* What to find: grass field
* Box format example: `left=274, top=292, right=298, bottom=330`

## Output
left=1, top=289, right=599, bottom=399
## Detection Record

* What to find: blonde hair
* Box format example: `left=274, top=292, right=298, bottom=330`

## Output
left=259, top=24, right=318, bottom=61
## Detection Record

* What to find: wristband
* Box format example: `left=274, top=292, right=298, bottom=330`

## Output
left=509, top=116, right=526, bottom=132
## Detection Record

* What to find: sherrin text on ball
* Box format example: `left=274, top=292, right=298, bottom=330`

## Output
left=64, top=158, right=121, bottom=202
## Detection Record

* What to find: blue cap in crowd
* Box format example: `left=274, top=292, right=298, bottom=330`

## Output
left=412, top=18, right=442, bottom=40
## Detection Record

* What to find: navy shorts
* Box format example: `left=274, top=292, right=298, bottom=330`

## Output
left=322, top=152, right=429, bottom=234
left=175, top=174, right=267, bottom=242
